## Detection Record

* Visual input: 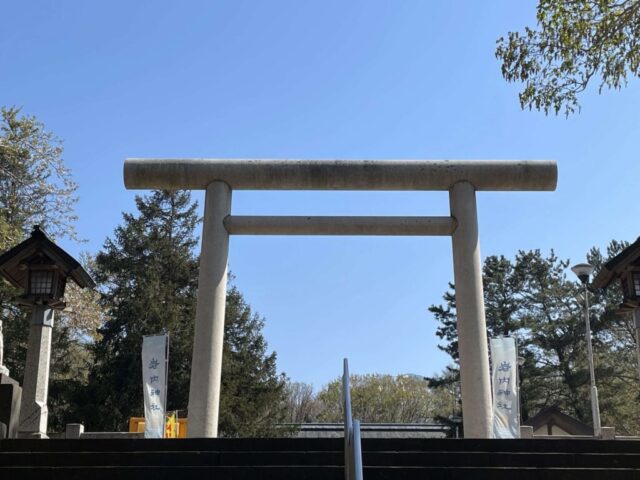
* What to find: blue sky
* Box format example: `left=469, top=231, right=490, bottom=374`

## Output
left=1, top=1, right=639, bottom=390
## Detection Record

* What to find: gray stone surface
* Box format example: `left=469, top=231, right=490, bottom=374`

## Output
left=0, top=374, right=22, bottom=438
left=449, top=182, right=492, bottom=438
left=124, top=159, right=558, bottom=191
left=601, top=426, right=616, bottom=440
left=224, top=215, right=456, bottom=236
left=18, top=306, right=54, bottom=438
left=65, top=423, right=84, bottom=439
left=520, top=426, right=534, bottom=438
left=187, top=181, right=231, bottom=438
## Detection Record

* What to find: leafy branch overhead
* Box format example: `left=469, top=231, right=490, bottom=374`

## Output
left=496, top=0, right=640, bottom=115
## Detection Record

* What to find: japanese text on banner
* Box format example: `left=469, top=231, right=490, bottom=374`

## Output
left=490, top=336, right=520, bottom=439
left=142, top=334, right=168, bottom=439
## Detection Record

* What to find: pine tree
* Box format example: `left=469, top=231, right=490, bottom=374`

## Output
left=80, top=190, right=287, bottom=436
left=429, top=244, right=640, bottom=433
left=218, top=285, right=287, bottom=437
left=79, top=190, right=200, bottom=430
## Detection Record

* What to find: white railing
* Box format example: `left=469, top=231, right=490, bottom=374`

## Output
left=343, top=358, right=363, bottom=480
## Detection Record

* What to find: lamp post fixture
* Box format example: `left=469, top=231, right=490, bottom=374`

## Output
left=0, top=226, right=94, bottom=438
left=571, top=262, right=602, bottom=438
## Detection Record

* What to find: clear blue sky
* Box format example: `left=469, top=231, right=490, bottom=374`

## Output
left=1, top=1, right=638, bottom=390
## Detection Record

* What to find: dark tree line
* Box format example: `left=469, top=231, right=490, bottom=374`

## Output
left=429, top=245, right=640, bottom=434
left=0, top=109, right=287, bottom=435
left=74, top=190, right=287, bottom=435
left=4, top=107, right=640, bottom=436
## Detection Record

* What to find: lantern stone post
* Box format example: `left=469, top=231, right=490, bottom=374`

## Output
left=19, top=305, right=55, bottom=438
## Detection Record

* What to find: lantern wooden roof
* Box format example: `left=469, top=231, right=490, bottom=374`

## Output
left=592, top=236, right=640, bottom=290
left=0, top=226, right=95, bottom=291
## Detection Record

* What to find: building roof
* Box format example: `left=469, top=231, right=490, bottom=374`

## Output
left=592, top=237, right=640, bottom=290
left=523, top=405, right=593, bottom=436
left=0, top=226, right=95, bottom=291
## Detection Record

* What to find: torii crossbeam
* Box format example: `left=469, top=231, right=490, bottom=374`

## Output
left=124, top=159, right=557, bottom=438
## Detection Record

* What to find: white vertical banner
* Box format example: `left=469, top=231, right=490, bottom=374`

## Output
left=490, top=336, right=520, bottom=438
left=142, top=334, right=168, bottom=439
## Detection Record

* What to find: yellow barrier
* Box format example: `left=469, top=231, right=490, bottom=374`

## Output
left=128, top=416, right=188, bottom=438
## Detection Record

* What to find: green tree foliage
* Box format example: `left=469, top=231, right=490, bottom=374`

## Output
left=282, top=381, right=319, bottom=424
left=0, top=108, right=285, bottom=435
left=1, top=105, right=79, bottom=380
left=429, top=244, right=640, bottom=434
left=78, top=190, right=200, bottom=431
left=46, top=254, right=107, bottom=431
left=315, top=374, right=451, bottom=423
left=585, top=242, right=640, bottom=433
left=219, top=286, right=288, bottom=437
left=0, top=107, right=78, bottom=242
left=79, top=190, right=287, bottom=436
left=0, top=107, right=93, bottom=431
left=496, top=0, right=640, bottom=115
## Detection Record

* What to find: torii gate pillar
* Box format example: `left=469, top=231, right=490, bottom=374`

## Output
left=449, top=181, right=492, bottom=437
left=187, top=181, right=231, bottom=438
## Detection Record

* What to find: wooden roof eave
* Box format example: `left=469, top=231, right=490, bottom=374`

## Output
left=592, top=236, right=640, bottom=290
left=0, top=227, right=95, bottom=291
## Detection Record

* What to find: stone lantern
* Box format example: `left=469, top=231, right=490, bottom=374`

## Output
left=592, top=236, right=640, bottom=380
left=0, top=225, right=94, bottom=438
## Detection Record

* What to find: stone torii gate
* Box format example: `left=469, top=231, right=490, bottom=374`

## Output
left=124, top=159, right=557, bottom=438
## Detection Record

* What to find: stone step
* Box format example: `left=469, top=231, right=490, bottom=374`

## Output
left=0, top=451, right=338, bottom=467
left=361, top=438, right=640, bottom=454
left=0, top=437, right=341, bottom=452
left=1, top=450, right=639, bottom=469
left=2, top=465, right=640, bottom=480
left=2, top=437, right=640, bottom=454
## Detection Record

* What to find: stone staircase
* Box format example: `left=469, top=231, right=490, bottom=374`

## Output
left=1, top=436, right=639, bottom=479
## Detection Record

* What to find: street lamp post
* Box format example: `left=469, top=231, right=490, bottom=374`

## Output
left=571, top=263, right=602, bottom=438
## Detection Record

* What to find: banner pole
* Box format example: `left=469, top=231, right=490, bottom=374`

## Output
left=164, top=333, right=170, bottom=438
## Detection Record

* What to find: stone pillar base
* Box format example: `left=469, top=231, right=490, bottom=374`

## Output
left=600, top=426, right=615, bottom=440
left=65, top=423, right=84, bottom=439
left=18, top=431, right=49, bottom=439
left=520, top=426, right=534, bottom=438
left=0, top=374, right=22, bottom=438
